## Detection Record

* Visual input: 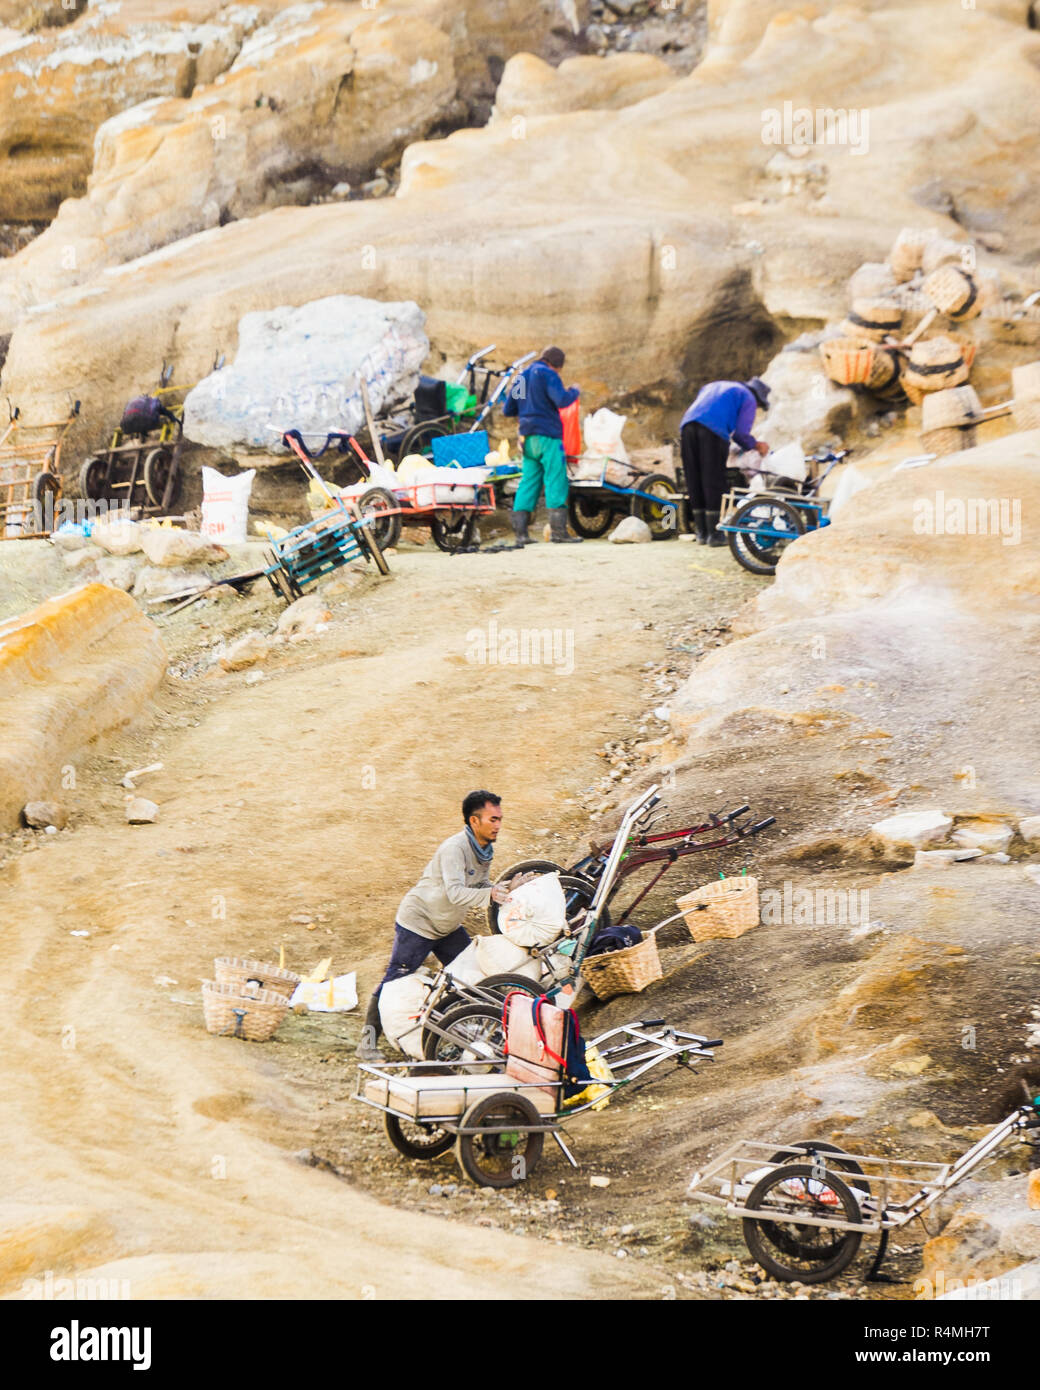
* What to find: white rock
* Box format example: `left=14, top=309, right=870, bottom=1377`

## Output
left=871, top=809, right=952, bottom=855
left=220, top=632, right=271, bottom=671
left=913, top=848, right=982, bottom=869
left=49, top=529, right=88, bottom=551
left=1017, top=816, right=1040, bottom=846
left=277, top=593, right=331, bottom=640
left=951, top=821, right=1013, bottom=854
left=91, top=518, right=143, bottom=555
left=23, top=800, right=67, bottom=830
left=140, top=528, right=228, bottom=568
left=96, top=555, right=142, bottom=592
left=63, top=548, right=100, bottom=572
left=610, top=515, right=653, bottom=544
left=132, top=566, right=210, bottom=600
left=183, top=294, right=428, bottom=451
left=125, top=797, right=158, bottom=824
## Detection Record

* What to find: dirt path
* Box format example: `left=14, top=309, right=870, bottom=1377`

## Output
left=1, top=538, right=761, bottom=1300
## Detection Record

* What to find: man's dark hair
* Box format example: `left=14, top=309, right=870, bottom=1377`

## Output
left=462, top=789, right=501, bottom=823
left=540, top=346, right=565, bottom=370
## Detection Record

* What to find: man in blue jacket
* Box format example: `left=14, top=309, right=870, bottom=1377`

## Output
left=502, top=346, right=582, bottom=545
left=679, top=377, right=771, bottom=545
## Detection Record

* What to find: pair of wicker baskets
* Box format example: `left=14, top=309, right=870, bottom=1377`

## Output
left=580, top=877, right=760, bottom=1003
left=202, top=957, right=302, bottom=1042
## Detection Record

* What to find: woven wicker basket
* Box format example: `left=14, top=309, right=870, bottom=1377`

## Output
left=922, top=265, right=980, bottom=320
left=921, top=237, right=969, bottom=276
left=678, top=877, right=760, bottom=943
left=581, top=930, right=663, bottom=1002
left=820, top=337, right=875, bottom=386
left=884, top=285, right=934, bottom=329
left=903, top=336, right=971, bottom=397
left=1012, top=361, right=1040, bottom=403
left=848, top=261, right=897, bottom=302
left=921, top=426, right=977, bottom=457
left=202, top=980, right=290, bottom=1041
left=842, top=300, right=903, bottom=342
left=921, top=385, right=982, bottom=431
left=890, top=228, right=936, bottom=280
left=866, top=346, right=901, bottom=393
left=214, top=956, right=301, bottom=999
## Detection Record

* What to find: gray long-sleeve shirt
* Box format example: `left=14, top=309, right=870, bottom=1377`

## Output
left=395, top=829, right=493, bottom=940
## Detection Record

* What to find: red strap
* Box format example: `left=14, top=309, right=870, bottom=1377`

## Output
left=500, top=989, right=530, bottom=1055
left=532, top=995, right=567, bottom=1070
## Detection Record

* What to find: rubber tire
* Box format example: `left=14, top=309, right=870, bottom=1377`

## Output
left=384, top=1110, right=454, bottom=1160
left=486, top=858, right=565, bottom=932
left=422, top=1001, right=507, bottom=1065
left=632, top=472, right=680, bottom=540
left=79, top=456, right=108, bottom=501
left=420, top=974, right=540, bottom=1059
left=456, top=1091, right=544, bottom=1188
left=356, top=486, right=401, bottom=549
left=726, top=496, right=805, bottom=576
left=743, top=1163, right=862, bottom=1283
left=430, top=511, right=476, bottom=553
left=400, top=419, right=451, bottom=460
left=568, top=491, right=615, bottom=539
left=143, top=446, right=179, bottom=509
left=31, top=468, right=61, bottom=513
left=767, top=1141, right=869, bottom=1192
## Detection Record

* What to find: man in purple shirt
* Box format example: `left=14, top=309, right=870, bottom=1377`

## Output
left=679, top=377, right=771, bottom=545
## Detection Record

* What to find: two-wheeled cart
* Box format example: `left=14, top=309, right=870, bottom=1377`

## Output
left=686, top=1095, right=1040, bottom=1282
left=0, top=399, right=80, bottom=539
left=717, top=447, right=848, bottom=576
left=567, top=455, right=683, bottom=540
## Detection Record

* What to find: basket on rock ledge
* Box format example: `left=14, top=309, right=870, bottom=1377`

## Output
left=922, top=265, right=980, bottom=321
left=889, top=227, right=936, bottom=281
left=677, top=877, right=760, bottom=942
left=901, top=335, right=972, bottom=404
left=842, top=299, right=903, bottom=342
left=214, top=956, right=301, bottom=999
left=582, top=928, right=663, bottom=1002
left=202, top=980, right=290, bottom=1041
left=820, top=337, right=874, bottom=386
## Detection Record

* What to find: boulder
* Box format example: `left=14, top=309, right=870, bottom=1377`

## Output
left=125, top=796, right=158, bottom=824
left=922, top=1174, right=1040, bottom=1284
left=951, top=820, right=1014, bottom=854
left=491, top=51, right=674, bottom=122
left=0, top=584, right=166, bottom=829
left=938, top=1258, right=1040, bottom=1300
left=22, top=800, right=67, bottom=830
left=183, top=295, right=428, bottom=452
left=610, top=515, right=653, bottom=544
left=132, top=566, right=209, bottom=601
left=219, top=632, right=271, bottom=672
left=95, top=556, right=143, bottom=592
left=140, top=528, right=227, bottom=568
left=871, top=810, right=953, bottom=857
left=277, top=593, right=331, bottom=640
left=1018, top=815, right=1040, bottom=846
left=90, top=519, right=143, bottom=556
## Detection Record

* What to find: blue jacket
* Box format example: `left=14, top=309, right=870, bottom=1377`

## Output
left=680, top=381, right=760, bottom=452
left=502, top=360, right=579, bottom=440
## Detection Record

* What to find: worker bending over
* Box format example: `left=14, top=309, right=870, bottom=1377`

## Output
left=679, top=377, right=771, bottom=545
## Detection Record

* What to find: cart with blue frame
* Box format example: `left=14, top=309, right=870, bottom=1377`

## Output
left=262, top=498, right=390, bottom=603
left=717, top=447, right=848, bottom=576
left=567, top=456, right=683, bottom=540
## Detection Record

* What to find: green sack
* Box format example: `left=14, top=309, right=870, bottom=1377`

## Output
left=444, top=383, right=478, bottom=416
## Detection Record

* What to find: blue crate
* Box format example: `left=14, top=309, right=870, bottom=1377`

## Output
left=430, top=431, right=489, bottom=470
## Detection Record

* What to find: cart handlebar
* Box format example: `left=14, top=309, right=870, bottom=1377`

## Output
left=748, top=815, right=777, bottom=834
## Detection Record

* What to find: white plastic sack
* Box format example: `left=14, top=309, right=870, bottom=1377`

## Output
left=378, top=970, right=433, bottom=1059
left=827, top=463, right=872, bottom=518
left=499, top=872, right=568, bottom=947
left=201, top=466, right=255, bottom=544
left=447, top=935, right=538, bottom=987
left=289, top=972, right=358, bottom=1013
left=761, top=441, right=806, bottom=482
left=583, top=408, right=629, bottom=464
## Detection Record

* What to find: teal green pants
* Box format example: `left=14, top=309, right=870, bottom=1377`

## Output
left=512, top=434, right=569, bottom=512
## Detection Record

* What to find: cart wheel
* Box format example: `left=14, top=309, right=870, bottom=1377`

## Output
left=422, top=1002, right=505, bottom=1065
left=31, top=470, right=61, bottom=530
left=475, top=974, right=543, bottom=1002
left=430, top=511, right=476, bottom=553
left=726, top=496, right=805, bottom=576
left=79, top=456, right=108, bottom=502
left=384, top=1111, right=454, bottom=1160
left=632, top=473, right=679, bottom=540
left=400, top=419, right=451, bottom=460
left=143, top=446, right=180, bottom=510
left=767, top=1141, right=869, bottom=1191
left=487, top=857, right=564, bottom=931
left=742, top=1162, right=862, bottom=1283
left=456, top=1092, right=544, bottom=1188
left=357, top=486, right=401, bottom=549
left=568, top=492, right=615, bottom=539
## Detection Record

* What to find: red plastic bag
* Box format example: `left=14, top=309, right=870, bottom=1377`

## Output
left=560, top=400, right=582, bottom=461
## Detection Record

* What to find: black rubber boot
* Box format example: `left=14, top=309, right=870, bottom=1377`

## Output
left=705, top=509, right=727, bottom=547
left=356, top=991, right=385, bottom=1062
left=691, top=508, right=709, bottom=544
left=511, top=509, right=532, bottom=546
left=549, top=507, right=583, bottom=543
